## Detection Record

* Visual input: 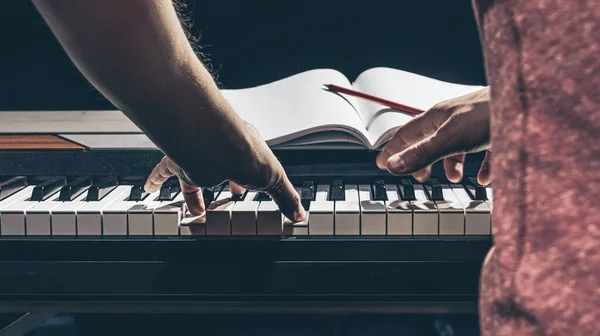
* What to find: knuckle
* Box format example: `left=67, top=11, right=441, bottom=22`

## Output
left=443, top=114, right=462, bottom=131
left=159, top=156, right=171, bottom=168
left=429, top=104, right=454, bottom=125
left=157, top=170, right=170, bottom=180
left=412, top=125, right=428, bottom=139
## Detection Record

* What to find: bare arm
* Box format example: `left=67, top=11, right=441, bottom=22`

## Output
left=32, top=0, right=305, bottom=221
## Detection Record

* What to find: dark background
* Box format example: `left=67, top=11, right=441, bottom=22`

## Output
left=0, top=0, right=487, bottom=111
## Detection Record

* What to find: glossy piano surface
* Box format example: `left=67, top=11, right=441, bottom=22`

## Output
left=0, top=148, right=492, bottom=314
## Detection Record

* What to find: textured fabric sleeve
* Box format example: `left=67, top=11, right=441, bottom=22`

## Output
left=472, top=0, right=600, bottom=335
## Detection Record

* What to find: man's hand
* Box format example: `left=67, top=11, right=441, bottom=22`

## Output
left=376, top=87, right=492, bottom=185
left=32, top=0, right=306, bottom=222
left=144, top=121, right=305, bottom=221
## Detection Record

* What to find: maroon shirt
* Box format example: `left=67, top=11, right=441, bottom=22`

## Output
left=472, top=0, right=600, bottom=334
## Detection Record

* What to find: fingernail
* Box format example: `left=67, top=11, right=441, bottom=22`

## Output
left=454, top=162, right=464, bottom=173
left=387, top=155, right=405, bottom=172
left=376, top=155, right=386, bottom=169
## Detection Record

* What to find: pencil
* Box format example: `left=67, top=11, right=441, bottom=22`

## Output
left=324, top=84, right=423, bottom=116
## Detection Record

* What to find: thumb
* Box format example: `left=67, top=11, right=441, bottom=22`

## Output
left=265, top=174, right=306, bottom=222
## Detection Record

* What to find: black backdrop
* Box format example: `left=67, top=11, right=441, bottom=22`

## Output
left=0, top=0, right=486, bottom=111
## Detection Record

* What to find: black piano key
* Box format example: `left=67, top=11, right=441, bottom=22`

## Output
left=231, top=192, right=245, bottom=201
left=0, top=176, right=28, bottom=201
left=202, top=187, right=215, bottom=205
left=31, top=176, right=67, bottom=201
left=256, top=192, right=272, bottom=201
left=229, top=185, right=245, bottom=201
left=129, top=182, right=149, bottom=201
left=86, top=176, right=118, bottom=201
left=243, top=190, right=257, bottom=201
left=424, top=178, right=444, bottom=201
left=372, top=179, right=388, bottom=201
left=158, top=179, right=181, bottom=201
left=329, top=179, right=345, bottom=201
left=464, top=176, right=488, bottom=200
left=301, top=181, right=315, bottom=210
left=397, top=179, right=416, bottom=201
left=59, top=176, right=93, bottom=201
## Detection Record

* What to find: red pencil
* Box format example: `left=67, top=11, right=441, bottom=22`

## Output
left=324, top=84, right=423, bottom=116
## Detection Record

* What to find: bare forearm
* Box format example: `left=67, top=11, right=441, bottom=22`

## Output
left=32, top=0, right=247, bottom=171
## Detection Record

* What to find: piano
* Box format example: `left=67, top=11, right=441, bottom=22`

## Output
left=0, top=112, right=493, bottom=315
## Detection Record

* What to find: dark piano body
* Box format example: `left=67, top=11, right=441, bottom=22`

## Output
left=0, top=146, right=492, bottom=315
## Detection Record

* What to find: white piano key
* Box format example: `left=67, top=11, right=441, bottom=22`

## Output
left=436, top=185, right=465, bottom=235
left=283, top=219, right=309, bottom=235
left=411, top=184, right=439, bottom=235
left=257, top=201, right=283, bottom=236
left=51, top=192, right=89, bottom=236
left=283, top=187, right=308, bottom=236
left=0, top=186, right=35, bottom=208
left=231, top=193, right=259, bottom=236
left=360, top=184, right=386, bottom=235
left=203, top=185, right=232, bottom=235
left=230, top=203, right=257, bottom=235
left=179, top=222, right=192, bottom=235
left=451, top=185, right=491, bottom=235
left=0, top=186, right=36, bottom=236
left=75, top=185, right=131, bottom=236
left=180, top=212, right=206, bottom=236
left=1, top=190, right=60, bottom=236
left=102, top=188, right=149, bottom=236
left=385, top=185, right=413, bottom=235
left=308, top=185, right=334, bottom=235
left=334, top=184, right=360, bottom=235
left=179, top=185, right=227, bottom=236
left=153, top=192, right=185, bottom=236
left=26, top=192, right=72, bottom=236
left=127, top=191, right=161, bottom=236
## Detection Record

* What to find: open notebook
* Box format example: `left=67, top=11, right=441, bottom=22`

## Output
left=0, top=67, right=482, bottom=150
left=224, top=67, right=482, bottom=149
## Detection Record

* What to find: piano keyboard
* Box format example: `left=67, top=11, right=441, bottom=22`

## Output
left=0, top=175, right=492, bottom=237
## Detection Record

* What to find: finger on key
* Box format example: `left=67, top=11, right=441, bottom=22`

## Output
left=229, top=181, right=246, bottom=196
left=477, top=151, right=492, bottom=185
left=144, top=156, right=178, bottom=193
left=180, top=179, right=205, bottom=216
left=266, top=174, right=306, bottom=222
left=443, top=154, right=466, bottom=183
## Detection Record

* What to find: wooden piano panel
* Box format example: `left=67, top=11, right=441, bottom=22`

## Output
left=0, top=135, right=84, bottom=150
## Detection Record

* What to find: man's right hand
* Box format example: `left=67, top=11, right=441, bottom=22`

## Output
left=144, top=120, right=306, bottom=222
left=376, top=87, right=492, bottom=185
